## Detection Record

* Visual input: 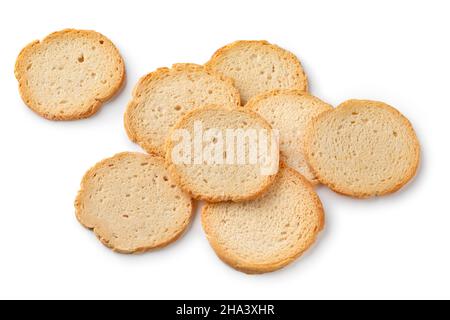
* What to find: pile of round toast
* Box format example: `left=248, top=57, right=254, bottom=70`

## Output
left=16, top=30, right=420, bottom=274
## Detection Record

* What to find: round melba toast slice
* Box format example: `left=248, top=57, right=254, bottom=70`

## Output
left=15, top=29, right=125, bottom=120
left=305, top=99, right=420, bottom=198
left=166, top=105, right=279, bottom=202
left=246, top=90, right=333, bottom=184
left=202, top=166, right=324, bottom=274
left=205, top=40, right=308, bottom=105
left=75, top=152, right=193, bottom=253
left=124, top=64, right=240, bottom=156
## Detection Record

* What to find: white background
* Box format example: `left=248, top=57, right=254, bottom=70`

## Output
left=0, top=0, right=449, bottom=300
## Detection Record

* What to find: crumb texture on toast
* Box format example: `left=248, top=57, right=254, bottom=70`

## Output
left=124, top=64, right=240, bottom=156
left=206, top=40, right=308, bottom=105
left=166, top=105, right=278, bottom=202
left=305, top=99, right=420, bottom=198
left=75, top=152, right=193, bottom=253
left=247, top=89, right=332, bottom=184
left=15, top=29, right=125, bottom=120
left=202, top=166, right=324, bottom=274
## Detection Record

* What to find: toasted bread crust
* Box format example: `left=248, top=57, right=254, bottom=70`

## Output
left=205, top=40, right=308, bottom=104
left=15, top=29, right=125, bottom=120
left=304, top=99, right=420, bottom=198
left=165, top=105, right=278, bottom=202
left=75, top=152, right=194, bottom=254
left=202, top=164, right=324, bottom=274
left=124, top=63, right=241, bottom=157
